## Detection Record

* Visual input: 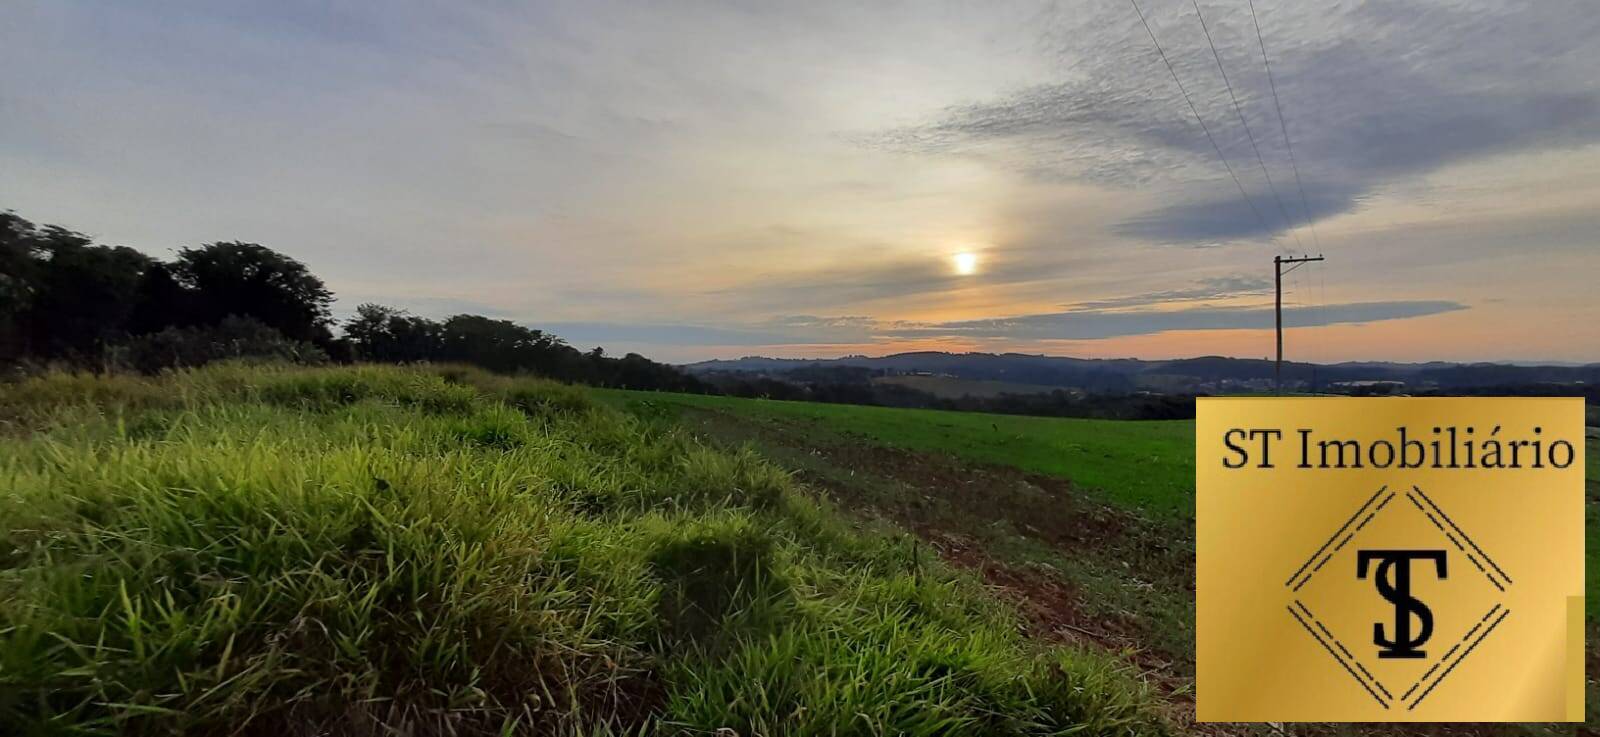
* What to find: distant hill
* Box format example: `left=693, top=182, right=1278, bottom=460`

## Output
left=684, top=352, right=1600, bottom=394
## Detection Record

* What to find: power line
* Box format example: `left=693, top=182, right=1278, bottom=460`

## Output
left=1190, top=0, right=1302, bottom=251
left=1247, top=0, right=1321, bottom=251
left=1247, top=0, right=1329, bottom=379
left=1128, top=0, right=1273, bottom=240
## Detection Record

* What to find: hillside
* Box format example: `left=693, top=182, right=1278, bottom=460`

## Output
left=0, top=364, right=1166, bottom=736
left=4, top=365, right=1592, bottom=734
left=602, top=387, right=1600, bottom=732
left=601, top=389, right=1202, bottom=698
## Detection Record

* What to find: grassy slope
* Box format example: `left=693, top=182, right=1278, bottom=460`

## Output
left=606, top=391, right=1598, bottom=615
left=600, top=391, right=1200, bottom=695
left=605, top=389, right=1599, bottom=732
left=0, top=364, right=1166, bottom=736
left=598, top=391, right=1194, bottom=518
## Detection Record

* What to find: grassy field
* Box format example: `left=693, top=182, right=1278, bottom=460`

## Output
left=603, top=388, right=1599, bottom=733
left=872, top=375, right=1062, bottom=399
left=0, top=364, right=1168, bottom=736
left=598, top=391, right=1194, bottom=518
left=604, top=391, right=1597, bottom=597
left=3, top=367, right=1591, bottom=735
left=601, top=389, right=1202, bottom=720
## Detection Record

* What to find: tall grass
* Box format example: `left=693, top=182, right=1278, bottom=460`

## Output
left=0, top=363, right=1167, bottom=736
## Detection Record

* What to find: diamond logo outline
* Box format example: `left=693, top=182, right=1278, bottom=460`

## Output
left=1282, top=484, right=1513, bottom=710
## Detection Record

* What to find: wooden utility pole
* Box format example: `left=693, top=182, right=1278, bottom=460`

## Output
left=1274, top=254, right=1324, bottom=393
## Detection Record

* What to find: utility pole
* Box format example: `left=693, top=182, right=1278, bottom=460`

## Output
left=1274, top=254, right=1324, bottom=393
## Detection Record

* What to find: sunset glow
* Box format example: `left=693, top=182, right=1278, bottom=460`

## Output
left=952, top=252, right=979, bottom=276
left=1, top=3, right=1596, bottom=364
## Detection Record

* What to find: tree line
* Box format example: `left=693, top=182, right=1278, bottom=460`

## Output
left=0, top=209, right=705, bottom=392
left=0, top=206, right=1192, bottom=416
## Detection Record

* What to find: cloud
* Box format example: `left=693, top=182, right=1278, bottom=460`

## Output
left=889, top=300, right=1467, bottom=341
left=545, top=314, right=878, bottom=349
left=1112, top=181, right=1361, bottom=242
left=868, top=0, right=1600, bottom=243
left=546, top=299, right=1465, bottom=350
left=1, top=1, right=1594, bottom=363
left=699, top=256, right=962, bottom=313
left=1070, top=274, right=1270, bottom=309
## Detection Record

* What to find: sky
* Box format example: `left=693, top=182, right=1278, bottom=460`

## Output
left=2, top=0, right=1597, bottom=364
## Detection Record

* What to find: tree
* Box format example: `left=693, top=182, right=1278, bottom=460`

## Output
left=0, top=212, right=40, bottom=359
left=15, top=222, right=152, bottom=359
left=124, top=315, right=328, bottom=373
left=126, top=262, right=193, bottom=335
left=438, top=314, right=569, bottom=374
left=345, top=304, right=445, bottom=363
left=0, top=208, right=707, bottom=392
left=171, top=242, right=332, bottom=344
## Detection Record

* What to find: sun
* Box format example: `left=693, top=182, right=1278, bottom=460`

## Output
left=952, top=251, right=979, bottom=276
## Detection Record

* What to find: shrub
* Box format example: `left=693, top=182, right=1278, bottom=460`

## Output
left=120, top=315, right=327, bottom=373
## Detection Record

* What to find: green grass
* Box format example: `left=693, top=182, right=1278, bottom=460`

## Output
left=607, top=392, right=1199, bottom=676
left=597, top=391, right=1195, bottom=518
left=0, top=363, right=1167, bottom=736
left=609, top=390, right=1599, bottom=683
